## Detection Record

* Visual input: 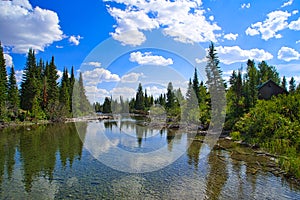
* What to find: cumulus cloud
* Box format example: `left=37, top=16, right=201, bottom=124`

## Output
left=215, top=46, right=273, bottom=65
left=277, top=46, right=300, bottom=62
left=106, top=0, right=221, bottom=45
left=245, top=10, right=291, bottom=40
left=121, top=72, right=144, bottom=83
left=111, top=87, right=136, bottom=99
left=209, top=16, right=214, bottom=21
left=224, top=33, right=238, bottom=41
left=144, top=85, right=167, bottom=98
left=85, top=85, right=110, bottom=103
left=289, top=17, right=300, bottom=31
left=4, top=54, right=13, bottom=67
left=129, top=52, right=173, bottom=66
left=0, top=0, right=64, bottom=53
left=292, top=10, right=299, bottom=15
left=69, top=35, right=83, bottom=46
left=241, top=3, right=251, bottom=9
left=83, top=62, right=101, bottom=67
left=296, top=40, right=300, bottom=44
left=15, top=70, right=24, bottom=86
left=281, top=0, right=293, bottom=8
left=82, top=68, right=120, bottom=85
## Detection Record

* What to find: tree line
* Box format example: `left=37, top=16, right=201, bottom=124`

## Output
left=0, top=43, right=90, bottom=122
left=93, top=42, right=222, bottom=128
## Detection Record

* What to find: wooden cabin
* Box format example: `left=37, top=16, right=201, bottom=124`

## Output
left=257, top=79, right=288, bottom=100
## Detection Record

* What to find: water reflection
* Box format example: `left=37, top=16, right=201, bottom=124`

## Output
left=205, top=149, right=228, bottom=200
left=0, top=123, right=86, bottom=192
left=0, top=118, right=299, bottom=199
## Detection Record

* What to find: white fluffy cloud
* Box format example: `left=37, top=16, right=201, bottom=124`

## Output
left=121, top=72, right=144, bottom=83
left=0, top=0, right=64, bottom=53
left=106, top=0, right=221, bottom=45
left=241, top=3, right=250, bottom=9
left=85, top=85, right=110, bottom=103
left=281, top=0, right=293, bottom=8
left=129, top=52, right=173, bottom=66
left=245, top=10, right=291, bottom=40
left=215, top=46, right=273, bottom=65
left=289, top=17, right=300, bottom=31
left=15, top=70, right=24, bottom=86
left=224, top=33, right=238, bottom=41
left=144, top=85, right=167, bottom=98
left=4, top=53, right=13, bottom=67
left=111, top=87, right=136, bottom=99
left=83, top=62, right=101, bottom=67
left=82, top=68, right=120, bottom=85
left=69, top=35, right=83, bottom=46
left=277, top=47, right=300, bottom=61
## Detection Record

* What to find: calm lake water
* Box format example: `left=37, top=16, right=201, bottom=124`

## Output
left=0, top=117, right=300, bottom=199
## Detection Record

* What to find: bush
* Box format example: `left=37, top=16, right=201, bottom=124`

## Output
left=230, top=131, right=241, bottom=141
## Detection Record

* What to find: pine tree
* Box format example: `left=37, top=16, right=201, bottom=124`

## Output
left=20, top=49, right=43, bottom=116
left=174, top=88, right=184, bottom=104
left=166, top=82, right=175, bottom=109
left=157, top=94, right=166, bottom=107
left=244, top=59, right=258, bottom=110
left=258, top=61, right=280, bottom=84
left=47, top=56, right=59, bottom=104
left=205, top=42, right=225, bottom=129
left=281, top=76, right=287, bottom=90
left=289, top=77, right=296, bottom=93
left=0, top=43, right=8, bottom=118
left=192, top=68, right=200, bottom=103
left=43, top=56, right=60, bottom=120
left=102, top=97, right=112, bottom=113
left=7, top=65, right=19, bottom=116
left=134, top=83, right=145, bottom=111
left=225, top=69, right=244, bottom=129
left=184, top=79, right=199, bottom=123
left=69, top=66, right=75, bottom=112
left=72, top=72, right=91, bottom=116
left=59, top=68, right=70, bottom=115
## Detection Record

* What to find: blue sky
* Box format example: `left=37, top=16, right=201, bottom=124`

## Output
left=1, top=0, right=300, bottom=102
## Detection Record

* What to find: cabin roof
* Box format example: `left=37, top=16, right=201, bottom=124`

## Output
left=257, top=79, right=287, bottom=92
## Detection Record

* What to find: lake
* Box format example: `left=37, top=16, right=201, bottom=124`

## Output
left=0, top=116, right=299, bottom=199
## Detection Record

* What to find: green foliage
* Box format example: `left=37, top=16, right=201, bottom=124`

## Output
left=59, top=68, right=71, bottom=116
left=20, top=49, right=43, bottom=116
left=258, top=61, right=280, bottom=84
left=102, top=97, right=112, bottom=113
left=46, top=56, right=59, bottom=106
left=289, top=77, right=296, bottom=93
left=234, top=93, right=300, bottom=178
left=72, top=73, right=91, bottom=117
left=0, top=42, right=8, bottom=119
left=230, top=131, right=241, bottom=141
left=205, top=42, right=225, bottom=128
left=134, top=83, right=145, bottom=111
left=7, top=66, right=19, bottom=120
left=281, top=76, right=287, bottom=91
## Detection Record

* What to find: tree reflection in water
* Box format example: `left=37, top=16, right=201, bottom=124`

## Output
left=0, top=123, right=86, bottom=192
